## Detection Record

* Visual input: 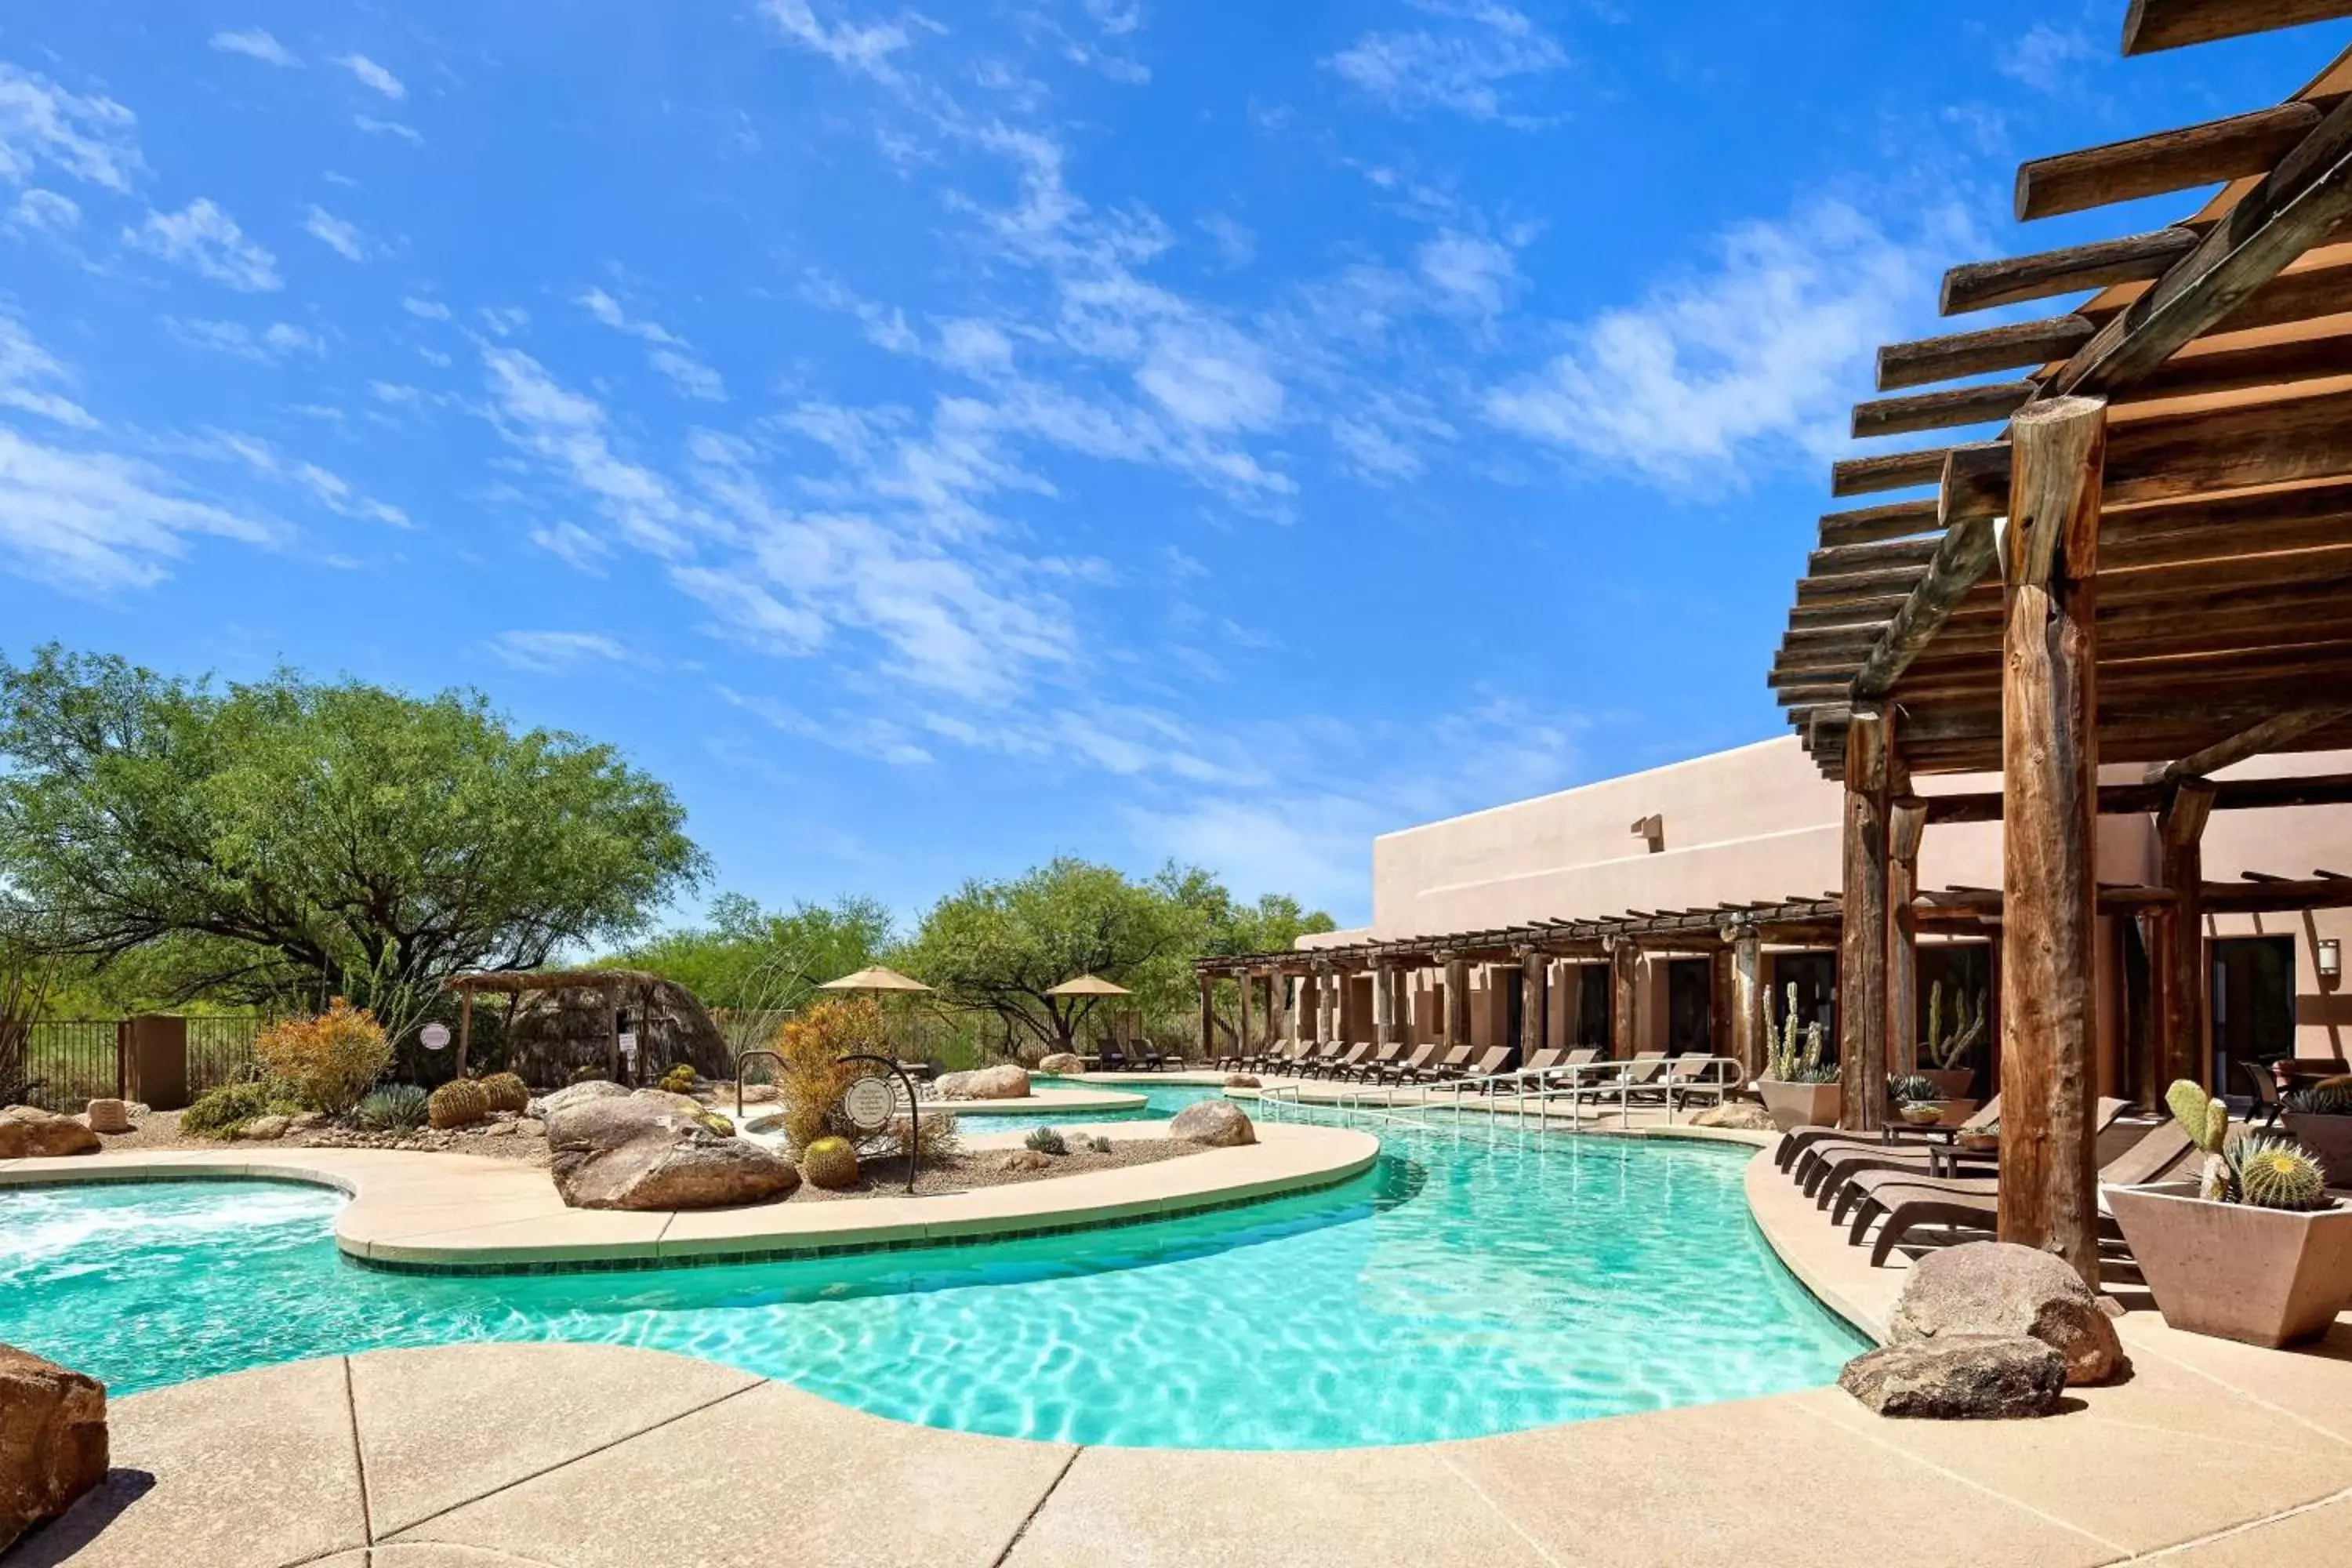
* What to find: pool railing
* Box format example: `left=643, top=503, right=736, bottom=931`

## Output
left=1258, top=1056, right=1748, bottom=1133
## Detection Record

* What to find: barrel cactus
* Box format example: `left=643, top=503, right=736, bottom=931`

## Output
left=428, top=1076, right=492, bottom=1129
left=2288, top=1078, right=2352, bottom=1117
left=479, top=1072, right=531, bottom=1114
left=2230, top=1134, right=2331, bottom=1211
left=802, top=1135, right=859, bottom=1189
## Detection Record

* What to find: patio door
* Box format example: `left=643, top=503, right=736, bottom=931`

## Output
left=2211, top=935, right=2296, bottom=1094
left=1666, top=959, right=1711, bottom=1054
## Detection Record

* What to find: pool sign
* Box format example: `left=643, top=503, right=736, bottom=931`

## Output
left=841, top=1075, right=897, bottom=1134
left=419, top=1022, right=451, bottom=1052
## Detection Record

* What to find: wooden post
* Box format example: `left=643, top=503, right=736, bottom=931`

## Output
left=1840, top=708, right=1894, bottom=1132
left=2159, top=781, right=2217, bottom=1091
left=456, top=989, right=473, bottom=1079
left=1515, top=949, right=1542, bottom=1062
left=1889, top=797, right=1928, bottom=1076
left=1727, top=931, right=1765, bottom=1076
left=1442, top=956, right=1469, bottom=1053
left=1998, top=394, right=2107, bottom=1287
left=1198, top=972, right=1214, bottom=1059
left=1609, top=939, right=1639, bottom=1061
left=1313, top=966, right=1333, bottom=1044
left=1236, top=968, right=1254, bottom=1059
left=1707, top=948, right=1733, bottom=1061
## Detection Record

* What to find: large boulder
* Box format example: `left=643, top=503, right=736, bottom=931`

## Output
left=1169, top=1099, right=1256, bottom=1148
left=525, top=1079, right=630, bottom=1121
left=1689, top=1102, right=1778, bottom=1132
left=0, top=1344, right=108, bottom=1554
left=1225, top=1073, right=1261, bottom=1089
left=83, top=1099, right=132, bottom=1135
left=935, top=1064, right=1032, bottom=1102
left=0, top=1108, right=100, bottom=1160
left=1888, top=1241, right=2128, bottom=1385
left=544, top=1093, right=797, bottom=1210
left=237, top=1115, right=292, bottom=1142
left=1038, top=1053, right=1084, bottom=1076
left=1838, top=1337, right=2066, bottom=1419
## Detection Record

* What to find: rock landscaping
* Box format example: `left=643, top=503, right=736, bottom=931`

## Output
left=544, top=1087, right=800, bottom=1210
left=0, top=1343, right=107, bottom=1555
left=1038, top=1052, right=1084, bottom=1075
left=933, top=1064, right=1033, bottom=1101
left=1169, top=1099, right=1255, bottom=1147
left=1688, top=1101, right=1777, bottom=1131
left=0, top=1106, right=100, bottom=1160
left=1886, top=1241, right=2129, bottom=1386
left=1838, top=1337, right=2067, bottom=1419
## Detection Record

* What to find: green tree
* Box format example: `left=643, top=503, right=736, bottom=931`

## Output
left=898, top=857, right=1334, bottom=1058
left=0, top=646, right=706, bottom=1044
left=610, top=892, right=893, bottom=1010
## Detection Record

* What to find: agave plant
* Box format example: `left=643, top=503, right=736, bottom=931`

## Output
left=1887, top=1073, right=1940, bottom=1105
left=357, top=1083, right=430, bottom=1132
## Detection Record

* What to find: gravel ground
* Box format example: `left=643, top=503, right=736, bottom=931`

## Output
left=79, top=1108, right=554, bottom=1165
left=790, top=1137, right=1202, bottom=1200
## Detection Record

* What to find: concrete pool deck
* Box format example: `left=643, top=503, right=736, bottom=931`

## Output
left=0, top=1119, right=1377, bottom=1271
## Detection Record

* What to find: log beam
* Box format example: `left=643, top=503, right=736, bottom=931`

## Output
left=1997, top=394, right=2108, bottom=1287
left=1889, top=797, right=1928, bottom=1076
left=2016, top=101, right=2328, bottom=223
left=2123, top=0, right=2352, bottom=54
left=1878, top=314, right=2097, bottom=391
left=1198, top=972, right=1214, bottom=1058
left=2159, top=782, right=2218, bottom=1091
left=1853, top=381, right=2038, bottom=440
left=2156, top=707, right=2352, bottom=782
left=1832, top=448, right=1954, bottom=498
left=1728, top=931, right=1766, bottom=1078
left=1444, top=957, right=1470, bottom=1052
left=1518, top=948, right=1545, bottom=1064
left=1839, top=708, right=1894, bottom=1131
left=1609, top=939, right=1639, bottom=1062
left=2056, top=95, right=2352, bottom=395
left=1943, top=227, right=2201, bottom=314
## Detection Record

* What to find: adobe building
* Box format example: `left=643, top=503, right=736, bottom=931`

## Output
left=1207, top=735, right=2350, bottom=1107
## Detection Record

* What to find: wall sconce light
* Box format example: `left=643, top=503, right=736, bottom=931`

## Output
left=2319, top=938, right=2341, bottom=981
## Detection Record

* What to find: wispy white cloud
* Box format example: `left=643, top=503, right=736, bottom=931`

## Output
left=481, top=347, right=702, bottom=556
left=211, top=29, right=301, bottom=68
left=338, top=53, right=406, bottom=100
left=488, top=630, right=629, bottom=671
left=0, top=312, right=95, bottom=428
left=1484, top=199, right=1949, bottom=488
left=529, top=521, right=612, bottom=573
left=401, top=295, right=452, bottom=321
left=194, top=430, right=411, bottom=527
left=354, top=114, right=423, bottom=145
left=0, top=64, right=145, bottom=192
left=575, top=286, right=726, bottom=401
left=5, top=188, right=79, bottom=234
left=2000, top=23, right=2099, bottom=95
left=760, top=1, right=922, bottom=84
left=165, top=318, right=325, bottom=362
left=125, top=198, right=281, bottom=291
left=303, top=204, right=368, bottom=260
left=1324, top=1, right=1567, bottom=125
left=1415, top=229, right=1518, bottom=315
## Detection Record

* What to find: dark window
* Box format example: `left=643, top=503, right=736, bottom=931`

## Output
left=1667, top=958, right=1712, bottom=1054
left=1915, top=942, right=1994, bottom=1082
left=2212, top=935, right=2296, bottom=1089
left=1576, top=963, right=1610, bottom=1047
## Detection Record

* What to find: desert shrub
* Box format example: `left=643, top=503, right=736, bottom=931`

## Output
left=428, top=1077, right=492, bottom=1129
left=567, top=1064, right=612, bottom=1086
left=479, top=1072, right=531, bottom=1113
left=775, top=998, right=885, bottom=1149
left=254, top=1000, right=392, bottom=1116
left=659, top=1063, right=698, bottom=1096
left=182, top=1080, right=299, bottom=1139
left=357, top=1084, right=430, bottom=1132
left=889, top=1109, right=960, bottom=1162
left=1024, top=1125, right=1068, bottom=1156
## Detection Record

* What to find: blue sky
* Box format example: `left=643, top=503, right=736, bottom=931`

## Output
left=2, top=3, right=2344, bottom=929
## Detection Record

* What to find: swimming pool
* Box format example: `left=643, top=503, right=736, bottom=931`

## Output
left=0, top=1110, right=1864, bottom=1449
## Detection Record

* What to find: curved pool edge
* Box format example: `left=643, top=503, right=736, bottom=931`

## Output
left=1740, top=1145, right=1895, bottom=1343
left=0, top=1122, right=1381, bottom=1276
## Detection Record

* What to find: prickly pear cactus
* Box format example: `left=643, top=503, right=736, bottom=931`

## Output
left=2165, top=1079, right=2229, bottom=1154
left=2198, top=1152, right=2234, bottom=1203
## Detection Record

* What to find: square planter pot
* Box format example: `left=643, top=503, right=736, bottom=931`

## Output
left=1757, top=1079, right=1842, bottom=1134
left=2281, top=1110, right=2352, bottom=1189
left=2107, top=1181, right=2352, bottom=1348
left=1919, top=1069, right=1975, bottom=1103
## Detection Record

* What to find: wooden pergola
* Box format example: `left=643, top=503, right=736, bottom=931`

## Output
left=1769, top=4, right=2352, bottom=1283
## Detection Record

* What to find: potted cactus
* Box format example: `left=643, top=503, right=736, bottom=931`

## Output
left=2282, top=1076, right=2352, bottom=1189
left=1888, top=1073, right=1947, bottom=1127
left=1756, top=984, right=1842, bottom=1132
left=2107, top=1080, right=2352, bottom=1347
left=1917, top=980, right=1985, bottom=1103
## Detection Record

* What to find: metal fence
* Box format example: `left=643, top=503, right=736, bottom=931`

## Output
left=18, top=1016, right=262, bottom=1112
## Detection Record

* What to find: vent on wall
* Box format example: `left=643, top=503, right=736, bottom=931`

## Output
left=1630, top=814, right=1664, bottom=854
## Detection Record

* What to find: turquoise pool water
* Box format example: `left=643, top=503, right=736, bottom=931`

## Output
left=0, top=1112, right=1865, bottom=1449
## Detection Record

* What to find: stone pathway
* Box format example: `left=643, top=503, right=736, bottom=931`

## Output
left=17, top=1331, right=2352, bottom=1567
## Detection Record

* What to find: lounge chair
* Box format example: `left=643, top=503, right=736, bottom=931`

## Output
left=1297, top=1040, right=1349, bottom=1079
left=1403, top=1044, right=1474, bottom=1084
left=1377, top=1042, right=1444, bottom=1084
left=1853, top=1122, right=2198, bottom=1268
left=1810, top=1097, right=2129, bottom=1213
left=1439, top=1045, right=1512, bottom=1083
left=1317, top=1042, right=1378, bottom=1080
left=2235, top=1060, right=2284, bottom=1127
left=1784, top=1094, right=2005, bottom=1185
left=1345, top=1042, right=1408, bottom=1083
